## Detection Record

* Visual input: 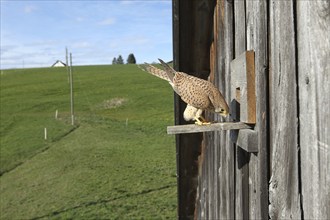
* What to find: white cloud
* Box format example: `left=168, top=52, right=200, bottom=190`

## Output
left=24, top=5, right=37, bottom=14
left=98, top=18, right=116, bottom=26
left=72, top=41, right=91, bottom=49
left=75, top=17, right=84, bottom=22
left=1, top=1, right=172, bottom=68
left=120, top=0, right=135, bottom=5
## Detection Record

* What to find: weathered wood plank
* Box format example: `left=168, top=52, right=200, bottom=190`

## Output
left=197, top=1, right=235, bottom=219
left=217, top=0, right=235, bottom=219
left=233, top=0, right=250, bottom=219
left=230, top=50, right=256, bottom=124
left=172, top=0, right=216, bottom=219
left=268, top=1, right=301, bottom=219
left=245, top=0, right=269, bottom=219
left=297, top=1, right=330, bottom=219
left=236, top=129, right=258, bottom=153
left=167, top=122, right=252, bottom=134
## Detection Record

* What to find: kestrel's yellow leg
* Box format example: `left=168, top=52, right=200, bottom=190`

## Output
left=199, top=115, right=209, bottom=123
left=193, top=109, right=211, bottom=125
left=194, top=116, right=211, bottom=125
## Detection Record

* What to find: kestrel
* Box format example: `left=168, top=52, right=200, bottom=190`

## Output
left=139, top=59, right=229, bottom=125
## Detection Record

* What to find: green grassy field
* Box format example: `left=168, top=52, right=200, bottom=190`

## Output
left=0, top=65, right=177, bottom=219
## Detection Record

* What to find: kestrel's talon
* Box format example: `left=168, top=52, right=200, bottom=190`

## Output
left=194, top=121, right=211, bottom=126
left=194, top=117, right=211, bottom=126
left=197, top=122, right=211, bottom=125
left=199, top=115, right=207, bottom=122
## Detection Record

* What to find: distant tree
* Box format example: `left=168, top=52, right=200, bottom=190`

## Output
left=126, top=53, right=136, bottom=64
left=117, top=55, right=124, bottom=64
left=112, top=57, right=117, bottom=65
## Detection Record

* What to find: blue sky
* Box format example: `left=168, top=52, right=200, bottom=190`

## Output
left=0, top=0, right=172, bottom=69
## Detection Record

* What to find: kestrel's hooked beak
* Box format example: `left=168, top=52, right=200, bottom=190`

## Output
left=216, top=108, right=229, bottom=117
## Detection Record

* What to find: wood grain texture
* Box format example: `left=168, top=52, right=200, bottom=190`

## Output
left=196, top=1, right=235, bottom=219
left=233, top=1, right=250, bottom=219
left=245, top=1, right=269, bottom=219
left=172, top=0, right=216, bottom=219
left=268, top=1, right=301, bottom=219
left=230, top=51, right=256, bottom=124
left=167, top=122, right=252, bottom=134
left=218, top=1, right=235, bottom=219
left=297, top=1, right=330, bottom=219
left=174, top=0, right=330, bottom=219
left=236, top=129, right=258, bottom=153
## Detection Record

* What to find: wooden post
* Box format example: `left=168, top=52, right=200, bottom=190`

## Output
left=69, top=53, right=74, bottom=126
left=44, top=128, right=47, bottom=140
left=66, top=47, right=69, bottom=83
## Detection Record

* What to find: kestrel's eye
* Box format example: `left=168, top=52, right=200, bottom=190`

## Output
left=220, top=109, right=225, bottom=113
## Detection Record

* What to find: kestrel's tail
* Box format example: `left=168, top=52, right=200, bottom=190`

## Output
left=158, top=59, right=175, bottom=82
left=138, top=63, right=172, bottom=82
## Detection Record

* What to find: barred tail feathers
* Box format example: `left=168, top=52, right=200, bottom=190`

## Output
left=138, top=63, right=171, bottom=82
left=158, top=59, right=175, bottom=82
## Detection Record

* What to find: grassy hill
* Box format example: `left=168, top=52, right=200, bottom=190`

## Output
left=0, top=65, right=177, bottom=219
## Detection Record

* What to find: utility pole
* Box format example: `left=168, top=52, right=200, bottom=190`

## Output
left=66, top=47, right=70, bottom=83
left=69, top=53, right=74, bottom=126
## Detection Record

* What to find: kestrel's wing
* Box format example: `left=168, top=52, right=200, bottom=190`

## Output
left=138, top=63, right=172, bottom=82
left=172, top=73, right=211, bottom=110
left=171, top=72, right=228, bottom=115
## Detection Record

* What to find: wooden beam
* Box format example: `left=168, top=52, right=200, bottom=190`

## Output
left=231, top=129, right=258, bottom=153
left=230, top=50, right=256, bottom=124
left=167, top=122, right=252, bottom=135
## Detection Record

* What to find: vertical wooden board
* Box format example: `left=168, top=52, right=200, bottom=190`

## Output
left=225, top=1, right=235, bottom=218
left=246, top=51, right=256, bottom=123
left=204, top=139, right=210, bottom=220
left=268, top=1, right=301, bottom=219
left=213, top=132, right=220, bottom=220
left=210, top=11, right=221, bottom=219
left=234, top=0, right=246, bottom=55
left=245, top=1, right=269, bottom=219
left=215, top=0, right=235, bottom=219
left=297, top=1, right=330, bottom=219
left=173, top=0, right=217, bottom=219
left=234, top=0, right=250, bottom=219
left=197, top=134, right=210, bottom=220
left=207, top=133, right=214, bottom=219
left=230, top=51, right=256, bottom=123
left=181, top=1, right=217, bottom=219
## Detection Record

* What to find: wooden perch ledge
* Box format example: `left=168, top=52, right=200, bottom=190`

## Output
left=167, top=122, right=252, bottom=135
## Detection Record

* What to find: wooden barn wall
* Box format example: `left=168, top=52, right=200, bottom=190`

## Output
left=297, top=1, right=330, bottom=218
left=172, top=0, right=216, bottom=219
left=268, top=0, right=301, bottom=219
left=195, top=0, right=269, bottom=219
left=172, top=0, right=329, bottom=219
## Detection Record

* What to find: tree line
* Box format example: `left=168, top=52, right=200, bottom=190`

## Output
left=112, top=53, right=136, bottom=65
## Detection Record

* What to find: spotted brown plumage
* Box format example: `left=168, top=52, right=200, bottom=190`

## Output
left=139, top=59, right=229, bottom=125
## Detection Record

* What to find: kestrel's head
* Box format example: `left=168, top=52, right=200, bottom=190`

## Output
left=212, top=90, right=230, bottom=117
left=215, top=107, right=229, bottom=117
left=213, top=93, right=230, bottom=117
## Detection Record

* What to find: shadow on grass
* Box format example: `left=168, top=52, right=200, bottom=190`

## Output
left=31, top=184, right=176, bottom=219
left=0, top=126, right=79, bottom=177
